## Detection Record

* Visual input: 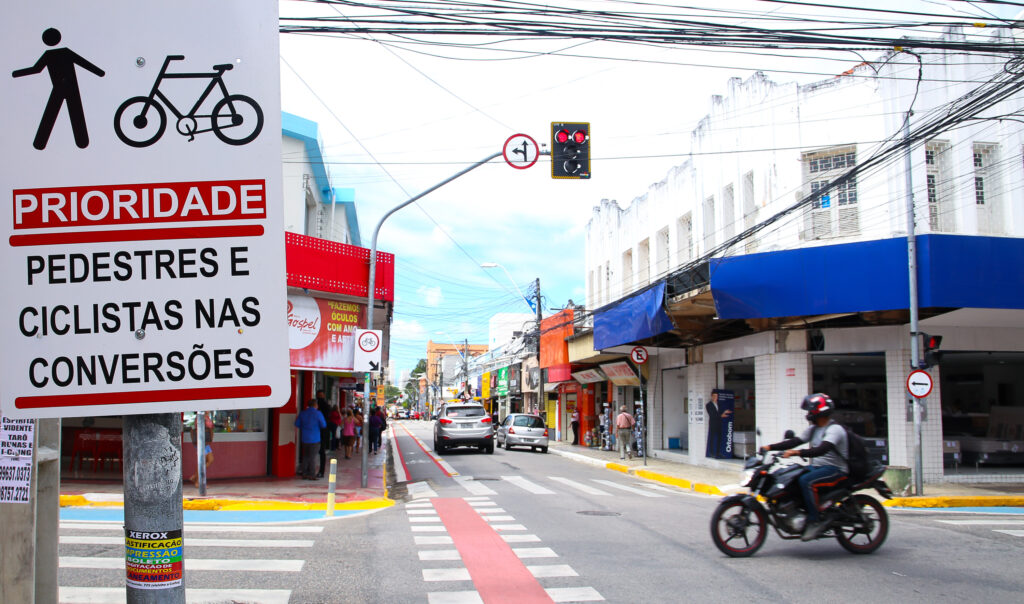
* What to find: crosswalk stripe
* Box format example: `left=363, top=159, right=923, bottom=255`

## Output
left=59, top=587, right=292, bottom=604
left=59, top=522, right=323, bottom=533
left=419, top=550, right=461, bottom=561
left=454, top=476, right=497, bottom=495
left=407, top=501, right=434, bottom=508
left=528, top=564, right=578, bottom=578
left=60, top=556, right=304, bottom=572
left=547, top=586, right=605, bottom=602
left=409, top=516, right=443, bottom=523
left=475, top=507, right=507, bottom=514
left=640, top=483, right=685, bottom=494
left=407, top=509, right=440, bottom=515
left=513, top=547, right=558, bottom=559
left=591, top=479, right=665, bottom=497
left=502, top=475, right=556, bottom=495
left=548, top=476, right=611, bottom=496
left=423, top=567, right=472, bottom=581
left=60, top=536, right=313, bottom=548
left=489, top=524, right=527, bottom=532
left=483, top=515, right=516, bottom=523
left=427, top=591, right=484, bottom=604
left=411, top=525, right=448, bottom=532
left=501, top=534, right=542, bottom=543
left=415, top=536, right=454, bottom=545
left=994, top=530, right=1024, bottom=537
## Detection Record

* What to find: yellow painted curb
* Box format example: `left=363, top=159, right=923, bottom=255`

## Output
left=606, top=462, right=630, bottom=473
left=693, top=483, right=725, bottom=496
left=884, top=495, right=1024, bottom=508
left=633, top=469, right=692, bottom=490
left=59, top=495, right=122, bottom=507
left=61, top=494, right=395, bottom=512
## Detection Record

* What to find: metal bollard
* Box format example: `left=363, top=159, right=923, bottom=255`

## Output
left=326, top=458, right=337, bottom=517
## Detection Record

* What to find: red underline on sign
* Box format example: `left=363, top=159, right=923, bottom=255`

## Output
left=14, top=385, right=272, bottom=409
left=9, top=225, right=264, bottom=247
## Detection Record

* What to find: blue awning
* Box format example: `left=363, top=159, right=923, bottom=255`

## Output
left=710, top=234, right=1024, bottom=319
left=594, top=281, right=675, bottom=349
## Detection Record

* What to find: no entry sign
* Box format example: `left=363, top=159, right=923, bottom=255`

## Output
left=0, top=1, right=287, bottom=418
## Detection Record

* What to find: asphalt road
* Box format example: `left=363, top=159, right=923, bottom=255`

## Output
left=56, top=420, right=1024, bottom=603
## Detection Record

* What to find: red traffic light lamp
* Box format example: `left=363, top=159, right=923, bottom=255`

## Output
left=551, top=121, right=590, bottom=179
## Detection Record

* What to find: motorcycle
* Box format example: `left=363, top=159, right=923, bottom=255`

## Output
left=710, top=430, right=894, bottom=557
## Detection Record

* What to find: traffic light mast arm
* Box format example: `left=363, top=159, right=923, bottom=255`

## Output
left=360, top=150, right=501, bottom=487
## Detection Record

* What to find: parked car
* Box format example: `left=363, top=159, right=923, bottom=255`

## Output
left=496, top=413, right=549, bottom=453
left=433, top=403, right=494, bottom=454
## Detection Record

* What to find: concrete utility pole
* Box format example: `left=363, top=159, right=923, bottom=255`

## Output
left=903, top=111, right=925, bottom=496
left=123, top=413, right=184, bottom=602
left=535, top=279, right=545, bottom=417
left=361, top=151, right=502, bottom=487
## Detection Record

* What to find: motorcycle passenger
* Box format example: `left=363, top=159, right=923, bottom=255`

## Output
left=759, top=393, right=848, bottom=541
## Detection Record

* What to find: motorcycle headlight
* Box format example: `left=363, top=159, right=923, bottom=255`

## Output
left=740, top=468, right=756, bottom=486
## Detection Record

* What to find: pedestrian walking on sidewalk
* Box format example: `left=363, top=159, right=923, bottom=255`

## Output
left=295, top=399, right=326, bottom=480
left=316, top=391, right=331, bottom=478
left=369, top=408, right=385, bottom=454
left=328, top=405, right=343, bottom=451
left=571, top=408, right=580, bottom=445
left=615, top=405, right=636, bottom=460
left=341, top=409, right=357, bottom=459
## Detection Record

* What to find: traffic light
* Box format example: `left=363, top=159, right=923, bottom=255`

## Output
left=920, top=333, right=943, bottom=368
left=551, top=122, right=590, bottom=179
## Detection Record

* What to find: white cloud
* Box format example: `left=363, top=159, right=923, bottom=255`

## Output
left=416, top=285, right=444, bottom=307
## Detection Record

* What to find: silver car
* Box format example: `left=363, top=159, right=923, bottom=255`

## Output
left=433, top=403, right=494, bottom=454
left=496, top=413, right=549, bottom=453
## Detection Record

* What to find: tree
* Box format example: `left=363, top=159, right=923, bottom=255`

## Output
left=403, top=358, right=427, bottom=405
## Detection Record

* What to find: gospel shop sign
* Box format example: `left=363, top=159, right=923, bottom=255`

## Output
left=0, top=1, right=287, bottom=419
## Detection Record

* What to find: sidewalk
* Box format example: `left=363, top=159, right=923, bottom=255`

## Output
left=59, top=438, right=391, bottom=512
left=548, top=440, right=1024, bottom=508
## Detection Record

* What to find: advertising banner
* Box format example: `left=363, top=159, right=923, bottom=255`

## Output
left=287, top=295, right=365, bottom=371
left=600, top=361, right=641, bottom=386
left=496, top=367, right=509, bottom=396
left=572, top=368, right=605, bottom=384
left=0, top=415, right=34, bottom=503
left=705, top=389, right=735, bottom=459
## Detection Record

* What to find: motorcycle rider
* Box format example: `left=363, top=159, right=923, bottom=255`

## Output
left=759, top=393, right=848, bottom=541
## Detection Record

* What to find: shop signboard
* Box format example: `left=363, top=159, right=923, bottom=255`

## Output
left=288, top=295, right=366, bottom=371
left=0, top=0, right=286, bottom=419
left=481, top=372, right=491, bottom=399
left=600, top=361, right=641, bottom=386
left=495, top=367, right=509, bottom=397
left=572, top=368, right=605, bottom=384
left=705, top=389, right=735, bottom=459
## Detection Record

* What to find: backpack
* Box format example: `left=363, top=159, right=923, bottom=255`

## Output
left=839, top=424, right=881, bottom=481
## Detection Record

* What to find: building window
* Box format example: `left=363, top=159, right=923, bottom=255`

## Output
left=802, top=146, right=858, bottom=240
left=637, top=238, right=651, bottom=286
left=621, top=250, right=633, bottom=296
left=973, top=143, right=1002, bottom=234
left=722, top=184, right=735, bottom=241
left=926, top=141, right=954, bottom=232
left=703, top=195, right=716, bottom=252
left=676, top=214, right=693, bottom=265
left=742, top=171, right=757, bottom=253
left=655, top=227, right=670, bottom=277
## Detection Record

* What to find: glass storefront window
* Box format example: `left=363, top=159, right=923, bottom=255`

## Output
left=183, top=409, right=267, bottom=434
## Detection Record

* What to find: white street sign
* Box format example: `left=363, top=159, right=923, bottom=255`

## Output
left=353, top=329, right=383, bottom=373
left=502, top=134, right=539, bottom=169
left=907, top=370, right=933, bottom=399
left=0, top=1, right=287, bottom=418
left=630, top=346, right=649, bottom=365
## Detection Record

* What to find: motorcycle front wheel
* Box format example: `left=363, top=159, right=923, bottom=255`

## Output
left=834, top=493, right=889, bottom=554
left=710, top=500, right=767, bottom=557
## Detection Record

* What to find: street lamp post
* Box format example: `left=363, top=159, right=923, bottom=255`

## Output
left=481, top=262, right=534, bottom=313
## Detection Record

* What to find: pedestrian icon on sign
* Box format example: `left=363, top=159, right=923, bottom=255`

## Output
left=11, top=28, right=105, bottom=150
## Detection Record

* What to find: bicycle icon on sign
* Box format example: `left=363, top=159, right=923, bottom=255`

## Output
left=114, top=55, right=263, bottom=147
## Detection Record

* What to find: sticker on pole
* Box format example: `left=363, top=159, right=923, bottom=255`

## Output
left=907, top=370, right=933, bottom=399
left=630, top=346, right=649, bottom=365
left=502, top=134, right=539, bottom=170
left=353, top=329, right=383, bottom=372
left=0, top=0, right=287, bottom=419
left=125, top=528, right=183, bottom=590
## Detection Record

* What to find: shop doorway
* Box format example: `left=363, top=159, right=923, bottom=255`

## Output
left=939, top=352, right=1024, bottom=473
left=662, top=367, right=687, bottom=451
left=812, top=354, right=887, bottom=440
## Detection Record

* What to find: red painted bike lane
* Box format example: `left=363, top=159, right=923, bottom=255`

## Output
left=433, top=498, right=554, bottom=604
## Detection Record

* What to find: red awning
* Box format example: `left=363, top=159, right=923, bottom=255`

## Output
left=285, top=232, right=394, bottom=301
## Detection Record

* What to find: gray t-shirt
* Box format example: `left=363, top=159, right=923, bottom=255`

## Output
left=800, top=421, right=849, bottom=473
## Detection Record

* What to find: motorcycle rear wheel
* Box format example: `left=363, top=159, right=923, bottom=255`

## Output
left=710, top=500, right=767, bottom=557
left=834, top=494, right=888, bottom=554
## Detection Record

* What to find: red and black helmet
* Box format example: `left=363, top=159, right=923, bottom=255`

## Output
left=801, top=393, right=834, bottom=422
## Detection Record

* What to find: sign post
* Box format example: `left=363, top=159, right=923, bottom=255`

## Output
left=1, top=2, right=285, bottom=601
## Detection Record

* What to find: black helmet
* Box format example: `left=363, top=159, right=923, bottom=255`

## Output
left=801, top=393, right=834, bottom=422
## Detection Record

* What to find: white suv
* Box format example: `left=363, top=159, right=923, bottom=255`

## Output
left=433, top=403, right=495, bottom=454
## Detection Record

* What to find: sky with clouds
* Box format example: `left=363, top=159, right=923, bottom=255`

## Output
left=276, top=0, right=1018, bottom=380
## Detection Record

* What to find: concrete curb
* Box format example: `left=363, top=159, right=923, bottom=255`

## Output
left=552, top=447, right=727, bottom=496
left=884, top=495, right=1024, bottom=508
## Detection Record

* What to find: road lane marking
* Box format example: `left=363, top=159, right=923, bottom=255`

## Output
left=513, top=547, right=558, bottom=558
left=408, top=481, right=439, bottom=499
left=415, top=536, right=454, bottom=545
left=936, top=520, right=1024, bottom=525
left=548, top=476, right=611, bottom=496
left=410, top=516, right=443, bottom=523
left=59, top=522, right=323, bottom=533
left=502, top=475, right=556, bottom=495
left=502, top=534, right=542, bottom=543
left=396, top=422, right=458, bottom=477
left=392, top=424, right=410, bottom=483
left=61, top=557, right=304, bottom=572
left=489, top=524, right=527, bottom=531
left=411, top=525, right=448, bottom=532
left=547, top=587, right=605, bottom=602
left=424, top=567, right=472, bottom=581
left=419, top=550, right=462, bottom=561
left=408, top=509, right=440, bottom=515
left=427, top=591, right=484, bottom=604
left=475, top=507, right=507, bottom=514
left=528, top=564, right=578, bottom=578
left=591, top=479, right=665, bottom=497
left=454, top=476, right=497, bottom=496
left=433, top=498, right=552, bottom=603
left=59, top=587, right=292, bottom=604
left=994, top=530, right=1024, bottom=537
